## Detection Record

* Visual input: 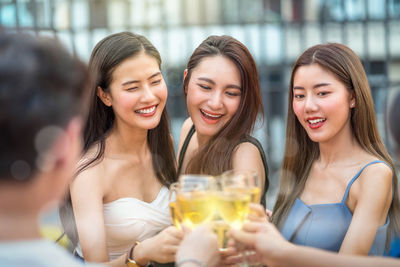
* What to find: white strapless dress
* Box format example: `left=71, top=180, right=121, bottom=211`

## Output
left=76, top=186, right=171, bottom=260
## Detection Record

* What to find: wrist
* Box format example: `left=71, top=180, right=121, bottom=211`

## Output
left=175, top=258, right=206, bottom=267
left=125, top=241, right=149, bottom=267
left=272, top=242, right=296, bottom=266
left=133, top=241, right=150, bottom=266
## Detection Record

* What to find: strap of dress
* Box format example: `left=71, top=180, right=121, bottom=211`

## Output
left=177, top=129, right=270, bottom=208
left=238, top=135, right=269, bottom=208
left=341, top=160, right=391, bottom=203
left=177, top=125, right=196, bottom=175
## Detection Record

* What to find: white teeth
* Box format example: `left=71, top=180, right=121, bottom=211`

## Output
left=201, top=109, right=222, bottom=118
left=136, top=106, right=156, bottom=114
left=308, top=118, right=326, bottom=124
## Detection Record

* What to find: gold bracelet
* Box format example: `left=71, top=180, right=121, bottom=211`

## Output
left=125, top=241, right=143, bottom=267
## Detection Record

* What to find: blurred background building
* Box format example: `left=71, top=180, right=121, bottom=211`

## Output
left=1, top=0, right=400, bottom=209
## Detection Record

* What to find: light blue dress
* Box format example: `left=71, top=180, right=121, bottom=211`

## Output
left=280, top=160, right=391, bottom=255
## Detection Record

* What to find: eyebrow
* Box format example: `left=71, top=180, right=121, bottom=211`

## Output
left=198, top=77, right=242, bottom=90
left=121, top=72, right=161, bottom=86
left=293, top=82, right=331, bottom=90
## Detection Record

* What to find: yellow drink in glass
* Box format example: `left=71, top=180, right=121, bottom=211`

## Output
left=215, top=192, right=250, bottom=229
left=177, top=191, right=215, bottom=229
left=212, top=220, right=231, bottom=250
left=225, top=186, right=261, bottom=203
left=169, top=201, right=181, bottom=229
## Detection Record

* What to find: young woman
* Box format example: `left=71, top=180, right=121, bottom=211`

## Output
left=177, top=35, right=269, bottom=207
left=174, top=92, right=400, bottom=267
left=272, top=43, right=400, bottom=255
left=60, top=32, right=180, bottom=266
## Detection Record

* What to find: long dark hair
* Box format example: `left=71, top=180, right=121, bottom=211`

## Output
left=60, top=32, right=176, bottom=246
left=182, top=35, right=268, bottom=194
left=272, top=43, right=400, bottom=251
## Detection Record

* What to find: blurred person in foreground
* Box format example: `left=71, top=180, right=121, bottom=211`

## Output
left=0, top=32, right=101, bottom=267
left=174, top=92, right=400, bottom=267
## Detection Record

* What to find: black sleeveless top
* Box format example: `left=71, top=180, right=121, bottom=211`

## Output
left=177, top=125, right=269, bottom=208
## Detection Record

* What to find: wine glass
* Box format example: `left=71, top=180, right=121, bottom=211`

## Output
left=168, top=182, right=182, bottom=229
left=220, top=170, right=261, bottom=267
left=216, top=183, right=251, bottom=229
left=220, top=169, right=261, bottom=204
left=209, top=170, right=253, bottom=252
left=175, top=174, right=216, bottom=229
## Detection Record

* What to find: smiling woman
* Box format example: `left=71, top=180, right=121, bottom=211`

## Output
left=292, top=64, right=355, bottom=141
left=97, top=52, right=167, bottom=130
left=185, top=55, right=241, bottom=136
left=59, top=32, right=179, bottom=267
left=272, top=43, right=400, bottom=256
left=177, top=35, right=269, bottom=208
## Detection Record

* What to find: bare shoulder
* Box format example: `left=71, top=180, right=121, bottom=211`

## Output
left=232, top=141, right=263, bottom=168
left=232, top=141, right=266, bottom=190
left=71, top=158, right=105, bottom=194
left=177, top=117, right=194, bottom=155
left=233, top=142, right=264, bottom=173
left=356, top=159, right=393, bottom=204
left=358, top=160, right=393, bottom=186
left=233, top=141, right=260, bottom=157
left=76, top=142, right=102, bottom=170
left=180, top=117, right=193, bottom=139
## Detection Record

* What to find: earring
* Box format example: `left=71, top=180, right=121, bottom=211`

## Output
left=351, top=103, right=355, bottom=108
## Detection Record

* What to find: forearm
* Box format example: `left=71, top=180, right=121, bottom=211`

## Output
left=104, top=243, right=150, bottom=267
left=104, top=254, right=127, bottom=267
left=176, top=260, right=206, bottom=267
left=80, top=253, right=126, bottom=267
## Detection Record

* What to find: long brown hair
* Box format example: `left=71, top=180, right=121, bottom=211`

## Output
left=60, top=32, right=176, bottom=246
left=182, top=35, right=267, bottom=187
left=272, top=43, right=400, bottom=250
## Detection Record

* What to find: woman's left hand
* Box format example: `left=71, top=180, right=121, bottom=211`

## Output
left=137, top=226, right=183, bottom=264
